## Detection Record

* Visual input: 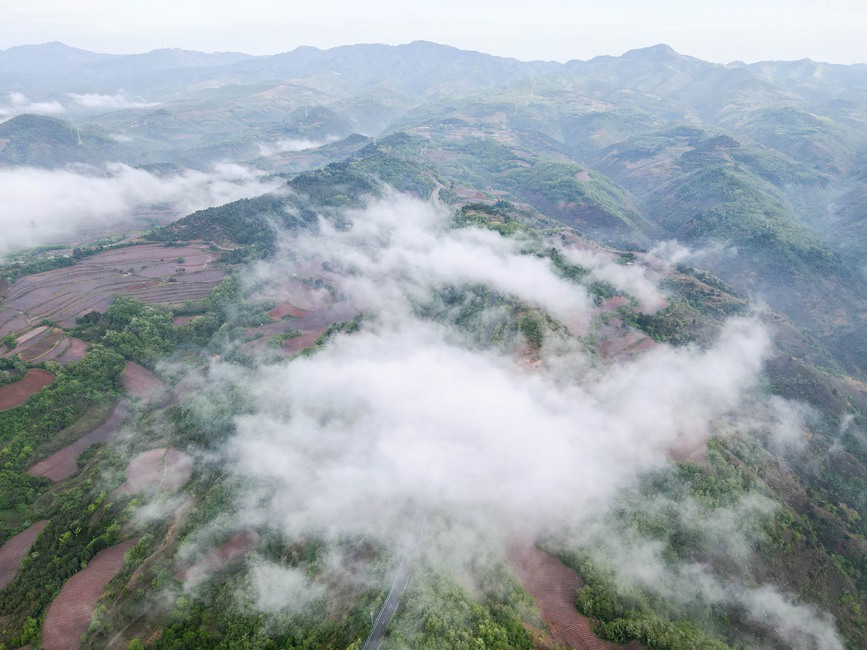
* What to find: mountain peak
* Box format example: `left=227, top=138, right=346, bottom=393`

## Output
left=621, top=44, right=682, bottom=60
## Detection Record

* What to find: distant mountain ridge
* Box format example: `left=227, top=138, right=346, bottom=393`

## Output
left=4, top=40, right=867, bottom=102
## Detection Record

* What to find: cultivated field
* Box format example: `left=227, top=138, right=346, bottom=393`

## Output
left=508, top=544, right=643, bottom=650
left=121, top=361, right=165, bottom=402
left=41, top=538, right=139, bottom=650
left=0, top=520, right=49, bottom=589
left=117, top=447, right=193, bottom=494
left=0, top=243, right=225, bottom=334
left=0, top=368, right=54, bottom=410
left=27, top=401, right=129, bottom=482
left=178, top=529, right=261, bottom=586
left=0, top=326, right=89, bottom=365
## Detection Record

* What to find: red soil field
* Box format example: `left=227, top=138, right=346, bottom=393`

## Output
left=17, top=329, right=67, bottom=363
left=267, top=301, right=311, bottom=320
left=598, top=296, right=631, bottom=312
left=0, top=520, right=49, bottom=589
left=283, top=327, right=328, bottom=354
left=117, top=447, right=194, bottom=494
left=177, top=529, right=260, bottom=585
left=595, top=318, right=658, bottom=360
left=53, top=337, right=90, bottom=365
left=42, top=538, right=139, bottom=650
left=0, top=369, right=54, bottom=411
left=27, top=401, right=129, bottom=482
left=121, top=361, right=165, bottom=401
left=0, top=243, right=225, bottom=332
left=507, top=544, right=643, bottom=650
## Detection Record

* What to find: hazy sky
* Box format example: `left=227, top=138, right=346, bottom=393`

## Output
left=3, top=0, right=866, bottom=64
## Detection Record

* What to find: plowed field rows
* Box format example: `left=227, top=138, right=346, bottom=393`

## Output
left=118, top=447, right=193, bottom=494
left=508, top=544, right=642, bottom=650
left=41, top=538, right=139, bottom=650
left=26, top=401, right=129, bottom=481
left=0, top=243, right=225, bottom=332
left=0, top=521, right=49, bottom=589
left=121, top=361, right=165, bottom=401
left=0, top=369, right=54, bottom=410
left=178, top=529, right=260, bottom=585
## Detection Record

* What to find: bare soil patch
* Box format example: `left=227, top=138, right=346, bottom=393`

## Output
left=0, top=243, right=225, bottom=331
left=268, top=301, right=311, bottom=320
left=42, top=538, right=139, bottom=650
left=17, top=329, right=66, bottom=362
left=121, top=361, right=165, bottom=401
left=0, top=368, right=54, bottom=411
left=27, top=401, right=129, bottom=482
left=0, top=521, right=49, bottom=589
left=117, top=447, right=194, bottom=494
left=53, top=337, right=89, bottom=365
left=177, top=529, right=260, bottom=585
left=508, top=543, right=643, bottom=650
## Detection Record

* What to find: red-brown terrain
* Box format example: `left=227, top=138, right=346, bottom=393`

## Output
left=0, top=243, right=224, bottom=334
left=27, top=401, right=129, bottom=482
left=117, top=447, right=194, bottom=494
left=243, top=263, right=358, bottom=357
left=0, top=369, right=54, bottom=410
left=1, top=327, right=90, bottom=366
left=0, top=521, right=49, bottom=589
left=121, top=361, right=165, bottom=401
left=508, top=544, right=643, bottom=650
left=41, top=538, right=139, bottom=650
left=177, top=529, right=260, bottom=585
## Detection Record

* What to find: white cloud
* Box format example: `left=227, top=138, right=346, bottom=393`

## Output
left=563, top=246, right=668, bottom=312
left=0, top=162, right=280, bottom=256
left=0, top=92, right=66, bottom=120
left=66, top=92, right=159, bottom=110
left=262, top=193, right=594, bottom=331
left=257, top=137, right=338, bottom=157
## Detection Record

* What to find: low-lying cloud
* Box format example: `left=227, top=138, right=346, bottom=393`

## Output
left=66, top=93, right=159, bottom=111
left=563, top=245, right=668, bottom=312
left=0, top=162, right=280, bottom=256
left=171, top=193, right=841, bottom=646
left=258, top=193, right=594, bottom=331
left=229, top=314, right=769, bottom=543
left=0, top=91, right=65, bottom=120
left=257, top=137, right=338, bottom=157
left=220, top=195, right=773, bottom=545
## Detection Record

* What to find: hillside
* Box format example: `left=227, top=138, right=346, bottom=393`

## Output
left=0, top=40, right=865, bottom=650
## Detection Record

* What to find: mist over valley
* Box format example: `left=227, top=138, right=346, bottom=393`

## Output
left=0, top=35, right=865, bottom=650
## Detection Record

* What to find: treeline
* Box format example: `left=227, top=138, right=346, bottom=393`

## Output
left=73, top=276, right=247, bottom=368
left=146, top=194, right=293, bottom=253
left=0, top=481, right=122, bottom=649
left=137, top=571, right=374, bottom=650
left=0, top=345, right=125, bottom=514
left=389, top=571, right=533, bottom=650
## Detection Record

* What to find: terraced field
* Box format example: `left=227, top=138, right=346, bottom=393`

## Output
left=0, top=243, right=225, bottom=333
left=117, top=447, right=193, bottom=494
left=508, top=544, right=643, bottom=650
left=0, top=368, right=54, bottom=410
left=0, top=325, right=89, bottom=365
left=41, top=538, right=139, bottom=650
left=121, top=361, right=165, bottom=402
left=0, top=521, right=49, bottom=589
left=27, top=401, right=129, bottom=482
left=178, top=529, right=260, bottom=586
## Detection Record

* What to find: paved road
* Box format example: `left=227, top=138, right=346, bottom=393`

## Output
left=362, top=558, right=414, bottom=650
left=362, top=520, right=426, bottom=650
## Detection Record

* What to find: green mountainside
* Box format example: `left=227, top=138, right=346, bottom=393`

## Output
left=0, top=41, right=865, bottom=650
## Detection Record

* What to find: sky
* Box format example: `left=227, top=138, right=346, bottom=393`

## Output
left=3, top=0, right=866, bottom=64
